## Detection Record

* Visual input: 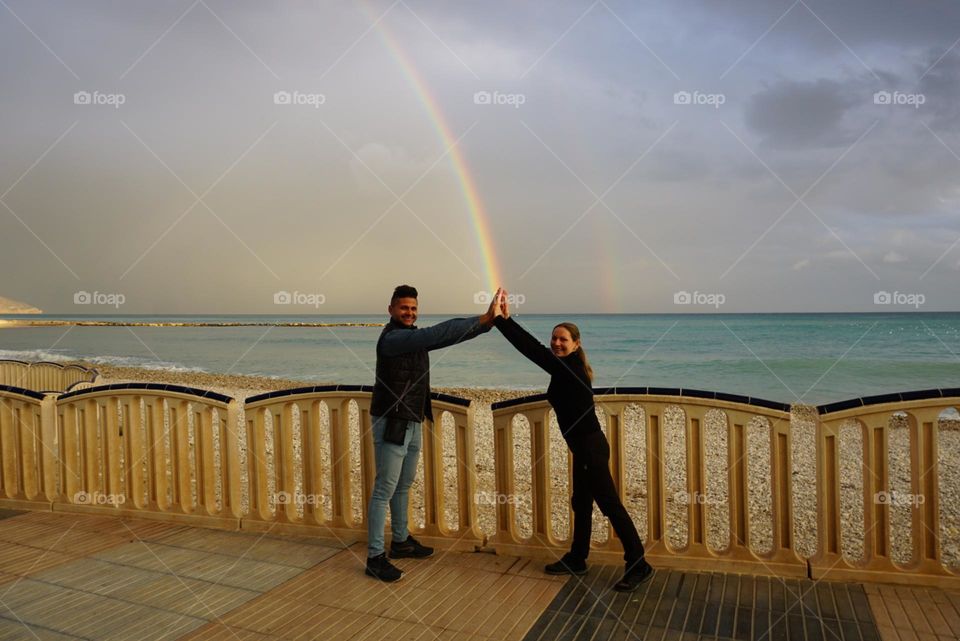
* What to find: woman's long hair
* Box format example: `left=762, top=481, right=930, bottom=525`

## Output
left=554, top=322, right=593, bottom=383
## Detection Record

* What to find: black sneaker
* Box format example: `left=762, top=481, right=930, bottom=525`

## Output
left=365, top=553, right=403, bottom=582
left=613, top=559, right=653, bottom=592
left=389, top=535, right=434, bottom=559
left=544, top=554, right=588, bottom=576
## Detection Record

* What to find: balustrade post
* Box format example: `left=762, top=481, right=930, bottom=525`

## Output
left=358, top=403, right=374, bottom=528
left=224, top=399, right=243, bottom=518
left=329, top=399, right=353, bottom=528
left=41, top=394, right=58, bottom=502
left=910, top=412, right=942, bottom=571
left=685, top=409, right=708, bottom=552
left=199, top=406, right=217, bottom=515
left=492, top=411, right=518, bottom=544
left=457, top=404, right=480, bottom=539
left=279, top=402, right=298, bottom=522
left=862, top=420, right=890, bottom=564
left=645, top=408, right=665, bottom=551
left=127, top=397, right=146, bottom=509
left=420, top=412, right=445, bottom=536
left=104, top=398, right=121, bottom=505
left=530, top=409, right=552, bottom=547
left=812, top=418, right=844, bottom=574
left=300, top=400, right=325, bottom=525
left=248, top=407, right=271, bottom=520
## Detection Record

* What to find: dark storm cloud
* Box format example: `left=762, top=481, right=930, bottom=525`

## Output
left=918, top=51, right=960, bottom=129
left=682, top=0, right=960, bottom=50
left=743, top=79, right=860, bottom=148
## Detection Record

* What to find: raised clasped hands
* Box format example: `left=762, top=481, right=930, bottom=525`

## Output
left=498, top=288, right=510, bottom=319
left=481, top=287, right=503, bottom=326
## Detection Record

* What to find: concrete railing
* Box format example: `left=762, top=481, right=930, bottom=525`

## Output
left=241, top=386, right=482, bottom=550
left=0, top=383, right=482, bottom=551
left=0, top=359, right=98, bottom=393
left=1, top=380, right=958, bottom=587
left=812, top=390, right=960, bottom=587
left=491, top=387, right=960, bottom=588
left=491, top=388, right=802, bottom=576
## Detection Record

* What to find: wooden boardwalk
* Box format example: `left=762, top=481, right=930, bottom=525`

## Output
left=0, top=510, right=956, bottom=641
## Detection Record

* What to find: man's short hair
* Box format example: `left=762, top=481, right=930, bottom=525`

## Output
left=391, top=284, right=418, bottom=303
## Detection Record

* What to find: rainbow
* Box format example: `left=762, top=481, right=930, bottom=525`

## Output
left=365, top=5, right=503, bottom=291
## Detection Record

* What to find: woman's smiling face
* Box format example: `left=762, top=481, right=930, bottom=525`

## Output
left=550, top=326, right=579, bottom=356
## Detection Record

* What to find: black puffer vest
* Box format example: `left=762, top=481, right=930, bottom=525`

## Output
left=370, top=320, right=433, bottom=422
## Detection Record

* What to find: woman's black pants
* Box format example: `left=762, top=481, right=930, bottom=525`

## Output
left=568, top=430, right=645, bottom=565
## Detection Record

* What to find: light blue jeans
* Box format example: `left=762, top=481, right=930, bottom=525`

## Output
left=367, top=415, right=422, bottom=558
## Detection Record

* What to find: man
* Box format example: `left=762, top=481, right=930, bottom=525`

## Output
left=365, top=284, right=500, bottom=581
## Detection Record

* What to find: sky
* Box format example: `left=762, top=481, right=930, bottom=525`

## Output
left=1, top=0, right=959, bottom=314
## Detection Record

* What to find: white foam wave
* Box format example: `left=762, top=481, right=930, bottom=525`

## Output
left=0, top=349, right=74, bottom=363
left=0, top=349, right=205, bottom=373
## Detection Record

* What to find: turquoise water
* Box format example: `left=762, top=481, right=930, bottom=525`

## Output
left=1, top=313, right=959, bottom=405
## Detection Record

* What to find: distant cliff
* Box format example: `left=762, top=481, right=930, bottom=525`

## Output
left=0, top=296, right=43, bottom=314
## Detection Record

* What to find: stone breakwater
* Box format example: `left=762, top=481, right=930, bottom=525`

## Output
left=85, top=365, right=960, bottom=568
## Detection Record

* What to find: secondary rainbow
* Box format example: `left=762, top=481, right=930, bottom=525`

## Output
left=366, top=7, right=503, bottom=291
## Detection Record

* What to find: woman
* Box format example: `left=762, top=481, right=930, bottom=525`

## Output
left=492, top=292, right=653, bottom=592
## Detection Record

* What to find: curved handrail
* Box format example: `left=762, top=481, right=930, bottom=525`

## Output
left=0, top=359, right=99, bottom=394
left=245, top=384, right=470, bottom=407
left=58, top=382, right=232, bottom=404
left=0, top=384, right=46, bottom=400
left=492, top=386, right=792, bottom=412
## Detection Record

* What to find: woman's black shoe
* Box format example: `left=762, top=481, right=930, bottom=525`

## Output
left=544, top=554, right=588, bottom=576
left=613, top=559, right=653, bottom=592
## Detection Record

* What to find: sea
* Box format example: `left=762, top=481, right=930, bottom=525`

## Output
left=1, top=313, right=959, bottom=406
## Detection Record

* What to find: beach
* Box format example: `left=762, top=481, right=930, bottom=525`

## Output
left=82, top=363, right=960, bottom=570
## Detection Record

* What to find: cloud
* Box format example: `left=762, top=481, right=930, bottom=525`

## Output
left=917, top=50, right=960, bottom=129
left=882, top=250, right=908, bottom=263
left=348, top=143, right=434, bottom=192
left=744, top=79, right=860, bottom=148
left=792, top=258, right=810, bottom=270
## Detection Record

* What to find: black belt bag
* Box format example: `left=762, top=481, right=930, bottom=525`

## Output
left=382, top=416, right=409, bottom=445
